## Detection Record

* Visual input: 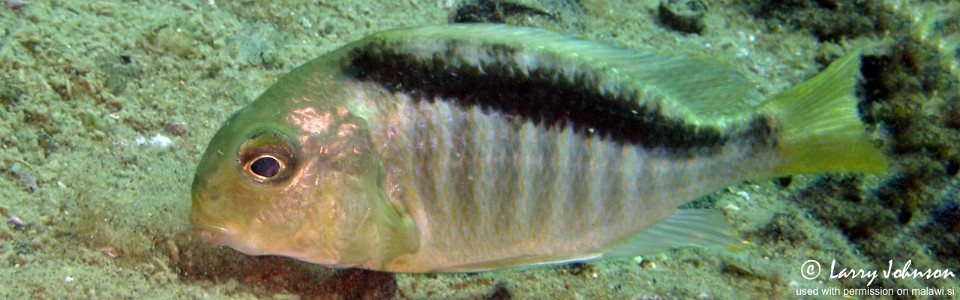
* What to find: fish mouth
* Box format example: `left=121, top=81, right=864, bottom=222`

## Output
left=192, top=222, right=266, bottom=256
left=192, top=223, right=232, bottom=246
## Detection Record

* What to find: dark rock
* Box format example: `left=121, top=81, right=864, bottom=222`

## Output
left=657, top=0, right=707, bottom=34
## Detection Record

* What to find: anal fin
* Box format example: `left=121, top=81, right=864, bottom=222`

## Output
left=439, top=253, right=603, bottom=272
left=602, top=209, right=744, bottom=258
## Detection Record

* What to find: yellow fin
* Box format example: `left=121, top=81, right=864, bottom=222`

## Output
left=761, top=51, right=888, bottom=175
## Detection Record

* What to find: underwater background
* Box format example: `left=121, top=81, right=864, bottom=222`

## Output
left=0, top=0, right=958, bottom=299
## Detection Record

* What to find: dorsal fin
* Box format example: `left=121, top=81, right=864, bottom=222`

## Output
left=360, top=24, right=764, bottom=122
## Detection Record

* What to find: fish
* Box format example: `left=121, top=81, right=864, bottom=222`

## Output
left=190, top=24, right=888, bottom=273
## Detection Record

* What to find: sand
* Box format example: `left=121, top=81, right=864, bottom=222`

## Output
left=1, top=0, right=957, bottom=299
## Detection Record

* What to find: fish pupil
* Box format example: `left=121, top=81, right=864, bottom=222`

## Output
left=250, top=156, right=281, bottom=178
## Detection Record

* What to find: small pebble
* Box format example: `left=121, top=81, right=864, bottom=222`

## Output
left=722, top=203, right=740, bottom=213
left=639, top=259, right=656, bottom=269
left=164, top=122, right=188, bottom=136
left=8, top=216, right=24, bottom=228
left=99, top=247, right=119, bottom=259
left=136, top=134, right=173, bottom=148
left=165, top=239, right=180, bottom=263
left=736, top=190, right=751, bottom=201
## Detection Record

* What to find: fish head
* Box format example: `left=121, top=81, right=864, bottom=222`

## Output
left=191, top=72, right=391, bottom=268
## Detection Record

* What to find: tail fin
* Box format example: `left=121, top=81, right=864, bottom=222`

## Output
left=761, top=51, right=888, bottom=176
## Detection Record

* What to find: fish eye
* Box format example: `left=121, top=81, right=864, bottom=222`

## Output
left=247, top=155, right=283, bottom=178
left=237, top=132, right=296, bottom=183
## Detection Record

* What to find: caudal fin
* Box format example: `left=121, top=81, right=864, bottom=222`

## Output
left=761, top=51, right=888, bottom=176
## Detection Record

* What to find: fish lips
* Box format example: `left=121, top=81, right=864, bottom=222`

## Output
left=191, top=222, right=267, bottom=256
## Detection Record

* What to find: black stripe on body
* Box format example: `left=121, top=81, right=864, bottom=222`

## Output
left=344, top=40, right=774, bottom=156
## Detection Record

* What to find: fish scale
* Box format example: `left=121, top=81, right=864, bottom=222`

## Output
left=373, top=94, right=754, bottom=270
left=190, top=24, right=887, bottom=272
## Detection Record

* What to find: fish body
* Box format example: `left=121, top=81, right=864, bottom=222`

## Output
left=190, top=25, right=887, bottom=272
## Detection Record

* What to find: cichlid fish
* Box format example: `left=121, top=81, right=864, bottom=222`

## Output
left=190, top=24, right=887, bottom=272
